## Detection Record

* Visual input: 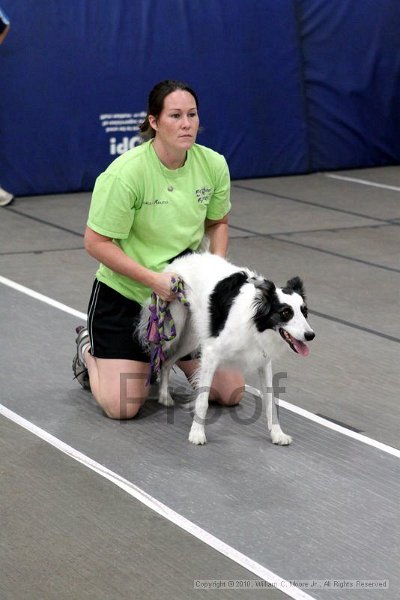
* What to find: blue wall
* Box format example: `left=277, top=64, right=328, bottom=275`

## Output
left=1, top=0, right=399, bottom=196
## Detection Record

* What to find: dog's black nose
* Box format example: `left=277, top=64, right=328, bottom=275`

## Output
left=305, top=331, right=315, bottom=341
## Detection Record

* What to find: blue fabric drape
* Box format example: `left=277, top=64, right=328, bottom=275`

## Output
left=0, top=0, right=399, bottom=196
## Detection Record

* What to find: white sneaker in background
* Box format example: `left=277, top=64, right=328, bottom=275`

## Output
left=0, top=186, right=14, bottom=206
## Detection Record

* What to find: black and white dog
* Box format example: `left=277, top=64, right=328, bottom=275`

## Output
left=141, top=252, right=315, bottom=446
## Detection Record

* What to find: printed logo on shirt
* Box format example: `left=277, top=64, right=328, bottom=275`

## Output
left=196, top=187, right=213, bottom=203
left=143, top=199, right=169, bottom=206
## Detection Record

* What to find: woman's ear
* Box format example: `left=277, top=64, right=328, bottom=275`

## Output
left=148, top=115, right=157, bottom=132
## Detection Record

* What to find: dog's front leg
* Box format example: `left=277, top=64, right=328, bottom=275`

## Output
left=188, top=351, right=218, bottom=445
left=258, top=360, right=292, bottom=446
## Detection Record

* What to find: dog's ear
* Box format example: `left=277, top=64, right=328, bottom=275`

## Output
left=251, top=278, right=276, bottom=296
left=258, top=279, right=276, bottom=299
left=285, top=276, right=305, bottom=299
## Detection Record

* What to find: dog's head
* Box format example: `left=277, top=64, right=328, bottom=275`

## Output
left=252, top=276, right=315, bottom=356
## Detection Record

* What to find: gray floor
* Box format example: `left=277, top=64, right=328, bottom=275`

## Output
left=0, top=166, right=399, bottom=599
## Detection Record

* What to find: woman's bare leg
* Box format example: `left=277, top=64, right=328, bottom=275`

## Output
left=85, top=349, right=150, bottom=419
left=177, top=359, right=245, bottom=406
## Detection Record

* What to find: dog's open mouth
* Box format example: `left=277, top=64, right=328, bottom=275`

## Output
left=279, top=328, right=310, bottom=357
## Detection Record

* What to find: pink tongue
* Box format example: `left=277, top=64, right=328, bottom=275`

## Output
left=292, top=338, right=310, bottom=357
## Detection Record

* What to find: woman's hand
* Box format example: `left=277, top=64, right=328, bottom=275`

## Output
left=151, top=271, right=179, bottom=301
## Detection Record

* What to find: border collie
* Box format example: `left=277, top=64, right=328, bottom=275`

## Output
left=141, top=252, right=315, bottom=445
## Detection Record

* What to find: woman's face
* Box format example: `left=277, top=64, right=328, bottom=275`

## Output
left=149, top=90, right=199, bottom=153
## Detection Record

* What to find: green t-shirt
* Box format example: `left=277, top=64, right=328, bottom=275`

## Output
left=87, top=140, right=231, bottom=303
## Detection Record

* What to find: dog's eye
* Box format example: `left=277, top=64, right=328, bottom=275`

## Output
left=301, top=306, right=308, bottom=318
left=280, top=308, right=293, bottom=321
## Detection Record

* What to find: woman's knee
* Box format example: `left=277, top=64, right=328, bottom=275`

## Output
left=217, top=384, right=245, bottom=406
left=93, top=359, right=150, bottom=419
left=211, top=370, right=245, bottom=406
left=98, top=386, right=148, bottom=419
left=102, top=398, right=142, bottom=420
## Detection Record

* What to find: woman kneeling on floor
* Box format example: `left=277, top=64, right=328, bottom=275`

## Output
left=73, top=79, right=244, bottom=419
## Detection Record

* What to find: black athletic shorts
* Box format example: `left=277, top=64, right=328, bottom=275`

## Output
left=87, top=279, right=195, bottom=362
left=87, top=279, right=150, bottom=362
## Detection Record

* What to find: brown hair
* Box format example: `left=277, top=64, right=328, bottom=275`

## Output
left=139, top=79, right=199, bottom=140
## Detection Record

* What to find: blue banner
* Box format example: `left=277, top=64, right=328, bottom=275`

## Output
left=0, top=1, right=399, bottom=196
left=299, top=0, right=400, bottom=170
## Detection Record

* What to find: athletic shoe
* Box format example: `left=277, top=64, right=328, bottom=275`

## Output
left=0, top=187, right=14, bottom=206
left=72, top=325, right=91, bottom=390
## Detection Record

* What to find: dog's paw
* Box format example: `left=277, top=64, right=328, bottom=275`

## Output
left=158, top=392, right=175, bottom=407
left=188, top=423, right=207, bottom=445
left=271, top=427, right=292, bottom=446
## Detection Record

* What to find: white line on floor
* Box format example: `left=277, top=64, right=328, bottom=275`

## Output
left=326, top=173, right=400, bottom=192
left=0, top=275, right=86, bottom=320
left=1, top=274, right=399, bottom=459
left=245, top=386, right=400, bottom=458
left=0, top=403, right=314, bottom=600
